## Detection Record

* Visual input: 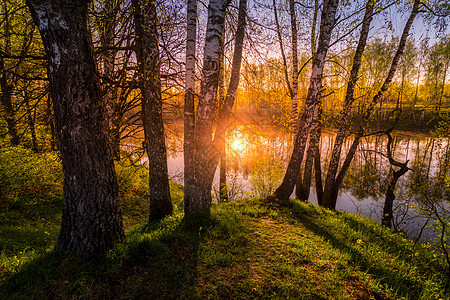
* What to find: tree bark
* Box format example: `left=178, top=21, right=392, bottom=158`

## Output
left=321, top=0, right=374, bottom=208
left=184, top=0, right=197, bottom=212
left=133, top=0, right=173, bottom=221
left=275, top=0, right=339, bottom=201
left=289, top=0, right=299, bottom=134
left=314, top=126, right=323, bottom=205
left=311, top=0, right=319, bottom=56
left=218, top=28, right=228, bottom=204
left=26, top=0, right=124, bottom=258
left=323, top=0, right=420, bottom=210
left=184, top=0, right=246, bottom=224
left=297, top=117, right=320, bottom=200
left=184, top=0, right=229, bottom=223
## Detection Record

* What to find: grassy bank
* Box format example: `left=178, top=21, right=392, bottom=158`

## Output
left=0, top=145, right=448, bottom=299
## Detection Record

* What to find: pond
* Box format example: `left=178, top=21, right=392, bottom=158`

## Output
left=124, top=122, right=449, bottom=242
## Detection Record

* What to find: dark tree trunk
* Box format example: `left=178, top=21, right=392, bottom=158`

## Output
left=0, top=61, right=19, bottom=145
left=133, top=0, right=173, bottom=221
left=321, top=0, right=375, bottom=208
left=46, top=94, right=57, bottom=150
left=275, top=0, right=339, bottom=201
left=314, top=127, right=323, bottom=205
left=0, top=4, right=19, bottom=146
left=322, top=0, right=420, bottom=209
left=218, top=31, right=228, bottom=204
left=382, top=131, right=410, bottom=228
left=25, top=90, right=38, bottom=152
left=26, top=0, right=124, bottom=258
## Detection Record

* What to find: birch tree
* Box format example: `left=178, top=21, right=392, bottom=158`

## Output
left=184, top=0, right=197, bottom=209
left=274, top=0, right=339, bottom=201
left=215, top=0, right=247, bottom=203
left=184, top=0, right=247, bottom=224
left=321, top=0, right=421, bottom=210
left=26, top=0, right=124, bottom=257
left=320, top=0, right=375, bottom=207
left=184, top=0, right=229, bottom=223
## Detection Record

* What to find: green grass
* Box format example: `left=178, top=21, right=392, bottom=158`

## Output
left=1, top=198, right=448, bottom=299
left=0, top=145, right=448, bottom=299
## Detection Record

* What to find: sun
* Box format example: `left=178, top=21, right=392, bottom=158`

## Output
left=231, top=136, right=246, bottom=152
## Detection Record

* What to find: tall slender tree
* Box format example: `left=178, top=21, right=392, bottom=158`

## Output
left=320, top=0, right=375, bottom=207
left=274, top=0, right=339, bottom=201
left=133, top=0, right=173, bottom=220
left=184, top=0, right=197, bottom=209
left=1, top=2, right=20, bottom=145
left=184, top=0, right=229, bottom=223
left=321, top=0, right=422, bottom=210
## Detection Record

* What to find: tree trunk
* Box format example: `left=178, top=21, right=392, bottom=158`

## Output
left=275, top=0, right=339, bottom=201
left=133, top=0, right=173, bottom=221
left=184, top=0, right=246, bottom=224
left=297, top=117, right=320, bottom=200
left=311, top=0, right=319, bottom=56
left=322, top=0, right=420, bottom=210
left=218, top=29, right=228, bottom=204
left=314, top=126, right=323, bottom=205
left=184, top=0, right=197, bottom=213
left=289, top=0, right=299, bottom=134
left=24, top=90, right=38, bottom=152
left=273, top=0, right=298, bottom=134
left=321, top=0, right=374, bottom=208
left=382, top=131, right=410, bottom=228
left=0, top=4, right=19, bottom=146
left=184, top=0, right=228, bottom=223
left=46, top=94, right=57, bottom=150
left=26, top=0, right=124, bottom=258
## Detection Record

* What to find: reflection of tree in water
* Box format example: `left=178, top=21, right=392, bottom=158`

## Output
left=342, top=150, right=384, bottom=200
left=224, top=125, right=292, bottom=198
left=326, top=133, right=447, bottom=240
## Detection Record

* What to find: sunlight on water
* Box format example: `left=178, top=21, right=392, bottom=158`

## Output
left=124, top=123, right=449, bottom=243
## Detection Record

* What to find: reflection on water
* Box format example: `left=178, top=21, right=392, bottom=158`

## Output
left=124, top=123, right=449, bottom=242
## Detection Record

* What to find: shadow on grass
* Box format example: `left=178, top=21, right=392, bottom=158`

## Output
left=287, top=200, right=437, bottom=300
left=0, top=216, right=207, bottom=299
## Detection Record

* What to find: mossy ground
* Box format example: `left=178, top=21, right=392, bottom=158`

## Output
left=0, top=146, right=448, bottom=299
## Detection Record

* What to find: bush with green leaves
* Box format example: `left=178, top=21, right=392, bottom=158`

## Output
left=249, top=156, right=284, bottom=198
